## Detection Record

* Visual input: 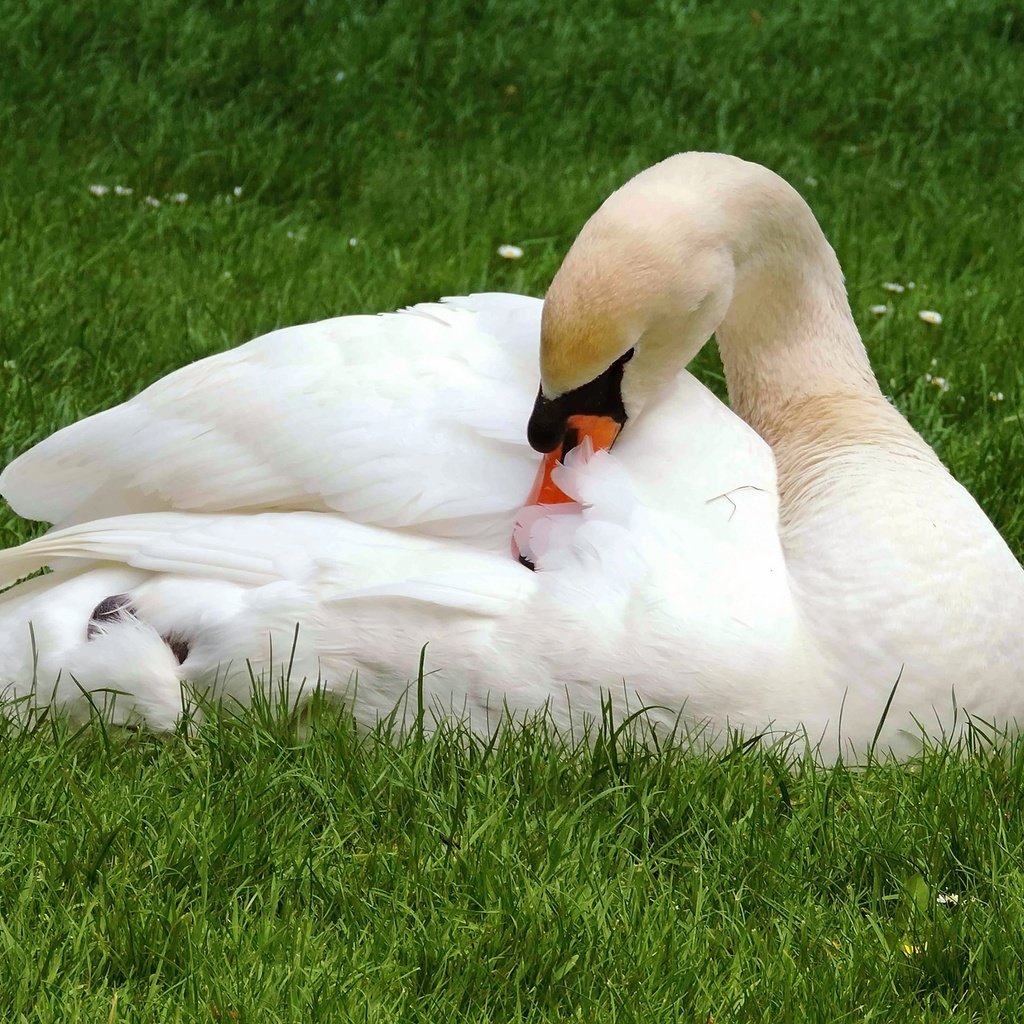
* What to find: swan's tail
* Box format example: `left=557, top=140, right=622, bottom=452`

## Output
left=0, top=513, right=286, bottom=728
left=0, top=566, right=188, bottom=729
left=0, top=511, right=358, bottom=728
left=0, top=509, right=531, bottom=730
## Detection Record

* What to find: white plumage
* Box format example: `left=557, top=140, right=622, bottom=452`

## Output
left=0, top=153, right=1020, bottom=758
left=1, top=295, right=542, bottom=548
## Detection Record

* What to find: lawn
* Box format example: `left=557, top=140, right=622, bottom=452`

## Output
left=1, top=0, right=1024, bottom=1018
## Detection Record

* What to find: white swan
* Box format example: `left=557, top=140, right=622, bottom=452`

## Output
left=0, top=152, right=1020, bottom=757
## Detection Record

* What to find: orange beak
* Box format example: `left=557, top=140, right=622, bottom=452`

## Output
left=513, top=414, right=623, bottom=567
left=523, top=413, right=624, bottom=505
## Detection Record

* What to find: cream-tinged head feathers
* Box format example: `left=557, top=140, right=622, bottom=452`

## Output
left=541, top=203, right=734, bottom=418
left=541, top=156, right=736, bottom=415
left=540, top=152, right=875, bottom=427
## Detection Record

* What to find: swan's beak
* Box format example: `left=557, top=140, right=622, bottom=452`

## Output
left=512, top=413, right=623, bottom=569
left=515, top=351, right=633, bottom=567
left=524, top=413, right=623, bottom=505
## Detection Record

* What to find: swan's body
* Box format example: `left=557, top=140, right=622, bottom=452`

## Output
left=0, top=153, right=1020, bottom=757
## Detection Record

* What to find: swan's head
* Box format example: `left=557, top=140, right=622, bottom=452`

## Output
left=523, top=153, right=748, bottom=506
left=515, top=152, right=861, bottom=566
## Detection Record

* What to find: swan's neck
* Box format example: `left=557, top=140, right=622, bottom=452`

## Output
left=713, top=231, right=938, bottom=519
left=716, top=235, right=875, bottom=432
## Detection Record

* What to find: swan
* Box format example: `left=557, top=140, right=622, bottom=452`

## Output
left=0, top=152, right=1020, bottom=757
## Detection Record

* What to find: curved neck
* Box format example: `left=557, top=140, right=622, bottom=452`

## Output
left=714, top=227, right=937, bottom=520
left=716, top=229, right=877, bottom=433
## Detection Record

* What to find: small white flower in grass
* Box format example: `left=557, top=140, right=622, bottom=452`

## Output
left=907, top=281, right=916, bottom=289
left=869, top=304, right=889, bottom=315
left=348, top=237, right=358, bottom=247
left=114, top=185, right=133, bottom=196
left=233, top=186, right=243, bottom=198
left=334, top=71, right=346, bottom=82
left=144, top=195, right=161, bottom=207
left=991, top=391, right=1005, bottom=402
left=918, top=310, right=943, bottom=326
left=930, top=358, right=938, bottom=367
left=883, top=281, right=905, bottom=293
left=88, top=184, right=109, bottom=197
left=171, top=192, right=188, bottom=204
left=498, top=244, right=524, bottom=260
left=928, top=375, right=950, bottom=392
left=936, top=892, right=960, bottom=906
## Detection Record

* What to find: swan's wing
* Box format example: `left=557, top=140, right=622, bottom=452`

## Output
left=0, top=294, right=542, bottom=549
left=0, top=510, right=534, bottom=614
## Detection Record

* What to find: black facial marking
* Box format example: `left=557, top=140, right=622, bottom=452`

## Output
left=561, top=426, right=580, bottom=458
left=527, top=347, right=634, bottom=453
left=87, top=593, right=136, bottom=639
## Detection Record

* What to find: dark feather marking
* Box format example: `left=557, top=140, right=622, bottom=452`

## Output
left=86, top=594, right=136, bottom=639
left=87, top=592, right=190, bottom=665
left=162, top=633, right=190, bottom=665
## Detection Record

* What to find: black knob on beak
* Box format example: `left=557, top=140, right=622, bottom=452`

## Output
left=526, top=347, right=633, bottom=453
left=527, top=389, right=570, bottom=453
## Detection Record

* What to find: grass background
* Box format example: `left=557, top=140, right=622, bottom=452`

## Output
left=1, top=0, right=1023, bottom=1018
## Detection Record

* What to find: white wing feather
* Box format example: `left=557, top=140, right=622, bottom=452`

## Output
left=0, top=510, right=534, bottom=614
left=0, top=295, right=543, bottom=550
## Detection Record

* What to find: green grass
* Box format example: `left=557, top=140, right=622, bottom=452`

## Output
left=7, top=704, right=1024, bottom=1022
left=1, top=0, right=1024, bottom=1018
